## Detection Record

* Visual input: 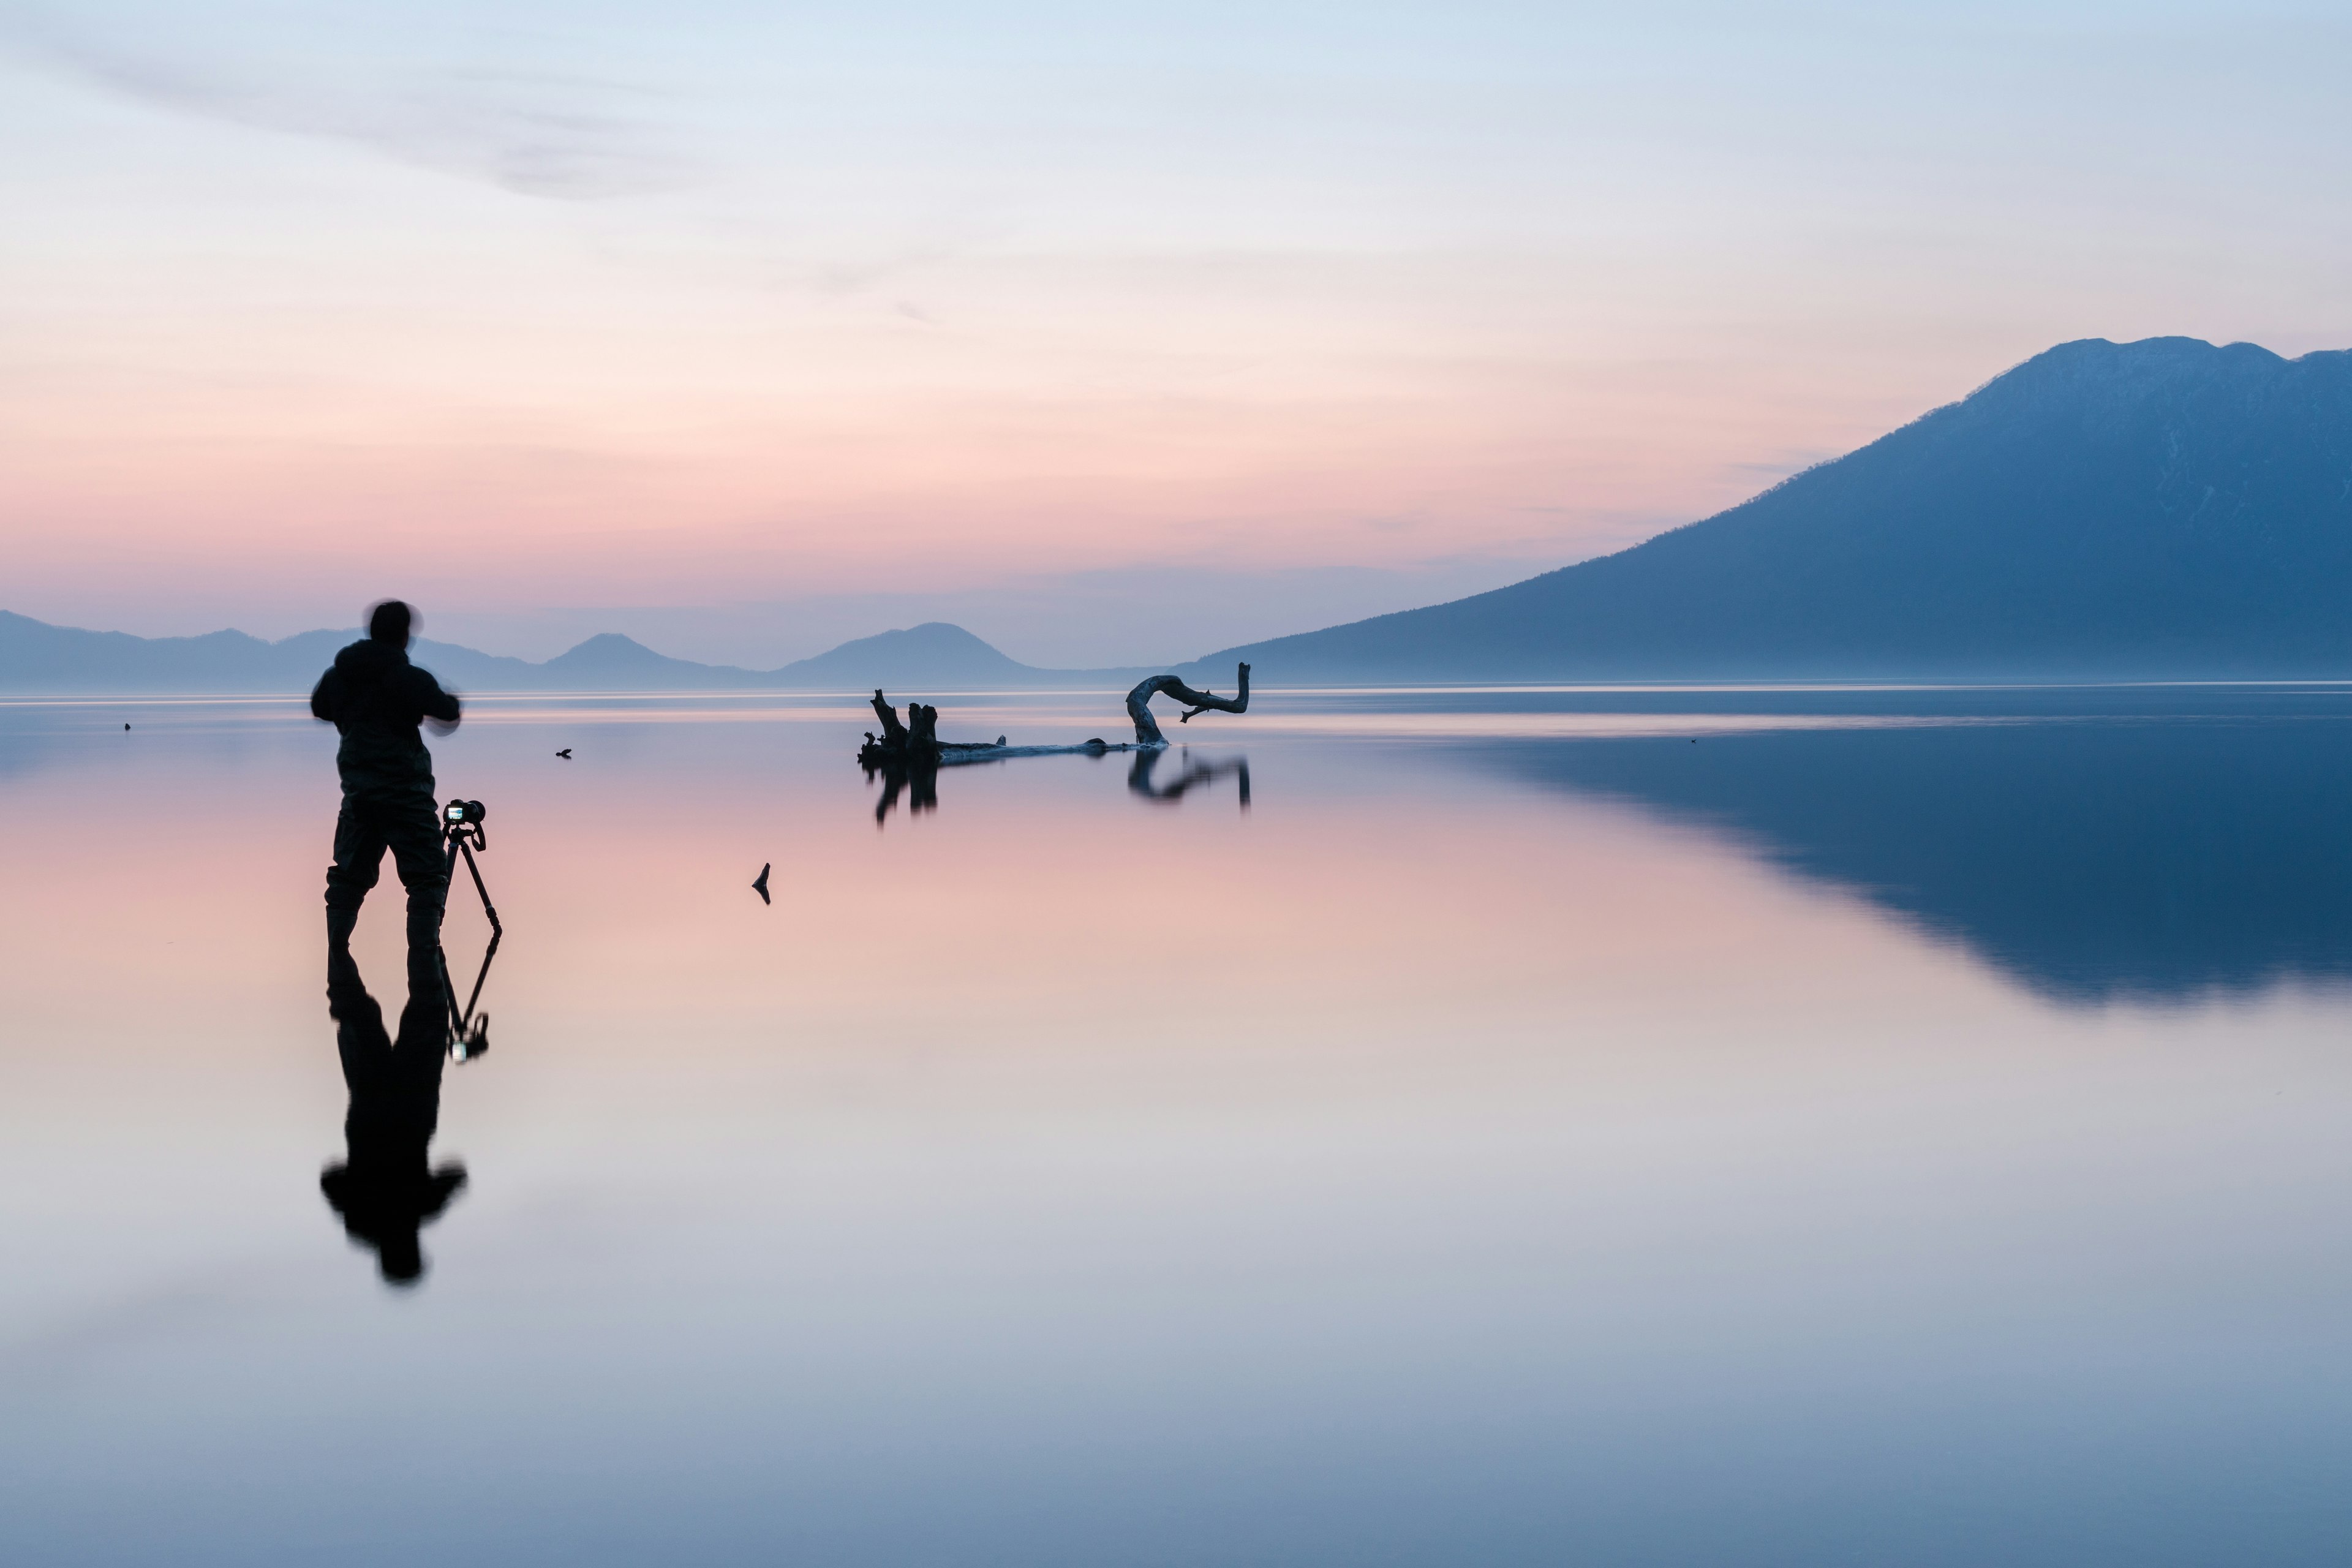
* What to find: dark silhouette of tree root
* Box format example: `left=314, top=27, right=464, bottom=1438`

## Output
left=1126, top=663, right=1250, bottom=746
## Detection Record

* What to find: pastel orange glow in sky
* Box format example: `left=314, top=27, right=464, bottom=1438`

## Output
left=2, top=1, right=2348, bottom=665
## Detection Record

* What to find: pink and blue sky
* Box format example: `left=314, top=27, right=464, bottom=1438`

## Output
left=2, top=1, right=2346, bottom=666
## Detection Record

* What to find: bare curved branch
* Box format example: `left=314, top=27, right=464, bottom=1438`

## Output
left=1126, top=663, right=1250, bottom=745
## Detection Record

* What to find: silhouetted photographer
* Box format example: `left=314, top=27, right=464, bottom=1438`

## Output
left=311, top=600, right=462, bottom=951
left=323, top=944, right=467, bottom=1286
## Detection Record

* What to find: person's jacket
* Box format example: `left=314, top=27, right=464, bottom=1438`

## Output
left=311, top=639, right=461, bottom=797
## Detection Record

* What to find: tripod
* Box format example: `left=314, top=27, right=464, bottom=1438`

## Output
left=437, top=802, right=502, bottom=1061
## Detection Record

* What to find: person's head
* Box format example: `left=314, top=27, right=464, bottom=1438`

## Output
left=377, top=1231, right=426, bottom=1286
left=367, top=600, right=413, bottom=647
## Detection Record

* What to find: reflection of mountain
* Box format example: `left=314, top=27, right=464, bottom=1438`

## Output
left=1476, top=717, right=2352, bottom=1003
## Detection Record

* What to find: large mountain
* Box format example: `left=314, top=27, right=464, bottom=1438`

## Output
left=1187, top=337, right=2352, bottom=681
left=0, top=614, right=1128, bottom=695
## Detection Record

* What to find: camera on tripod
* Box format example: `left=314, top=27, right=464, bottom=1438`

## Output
left=442, top=797, right=488, bottom=858
left=438, top=796, right=500, bottom=1063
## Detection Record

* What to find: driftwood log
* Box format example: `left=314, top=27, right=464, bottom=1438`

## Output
left=857, top=665, right=1252, bottom=770
left=858, top=667, right=1252, bottom=824
left=1125, top=663, right=1250, bottom=747
left=859, top=689, right=1039, bottom=823
left=859, top=690, right=1009, bottom=767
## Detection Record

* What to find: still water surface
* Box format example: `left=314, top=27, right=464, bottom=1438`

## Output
left=4, top=685, right=2351, bottom=1565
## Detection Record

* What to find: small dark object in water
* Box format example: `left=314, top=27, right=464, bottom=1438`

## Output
left=556, top=747, right=572, bottom=759
left=124, top=723, right=130, bottom=730
left=752, top=863, right=771, bottom=905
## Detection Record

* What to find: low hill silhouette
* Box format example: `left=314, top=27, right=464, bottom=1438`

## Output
left=777, top=622, right=1039, bottom=687
left=0, top=612, right=1130, bottom=695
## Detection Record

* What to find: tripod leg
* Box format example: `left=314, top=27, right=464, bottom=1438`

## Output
left=435, top=943, right=462, bottom=1038
left=459, top=930, right=500, bottom=1033
left=460, top=842, right=502, bottom=936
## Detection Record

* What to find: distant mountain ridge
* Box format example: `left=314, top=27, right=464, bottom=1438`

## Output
left=1183, top=336, right=2352, bottom=681
left=0, top=614, right=1136, bottom=695
left=13, top=336, right=2352, bottom=692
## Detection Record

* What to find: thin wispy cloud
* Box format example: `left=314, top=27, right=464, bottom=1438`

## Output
left=0, top=7, right=693, bottom=198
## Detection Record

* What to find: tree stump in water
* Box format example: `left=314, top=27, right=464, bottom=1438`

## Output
left=1126, top=663, right=1250, bottom=747
left=862, top=691, right=957, bottom=764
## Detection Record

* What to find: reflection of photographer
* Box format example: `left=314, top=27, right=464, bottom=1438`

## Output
left=322, top=945, right=467, bottom=1287
left=310, top=600, right=462, bottom=951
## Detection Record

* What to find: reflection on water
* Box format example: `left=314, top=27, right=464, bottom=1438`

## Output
left=322, top=947, right=466, bottom=1286
left=7, top=686, right=2352, bottom=1566
left=864, top=743, right=1253, bottom=824
left=862, top=750, right=938, bottom=824
left=437, top=809, right=502, bottom=1063
left=1129, top=748, right=1251, bottom=808
left=1480, top=715, right=2352, bottom=1003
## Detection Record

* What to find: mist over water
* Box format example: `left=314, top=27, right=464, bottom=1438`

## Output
left=5, top=685, right=2352, bottom=1566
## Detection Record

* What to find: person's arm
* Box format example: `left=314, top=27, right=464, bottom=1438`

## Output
left=412, top=669, right=462, bottom=732
left=311, top=668, right=342, bottom=723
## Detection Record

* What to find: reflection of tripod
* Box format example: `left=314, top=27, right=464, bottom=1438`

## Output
left=437, top=800, right=502, bottom=1062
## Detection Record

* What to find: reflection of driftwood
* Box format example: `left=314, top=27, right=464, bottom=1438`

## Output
left=865, top=747, right=1254, bottom=827
left=864, top=755, right=938, bottom=826
left=1129, top=750, right=1251, bottom=810
left=1126, top=663, right=1250, bottom=746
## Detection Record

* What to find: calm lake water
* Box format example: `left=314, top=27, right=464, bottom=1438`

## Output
left=5, top=684, right=2352, bottom=1566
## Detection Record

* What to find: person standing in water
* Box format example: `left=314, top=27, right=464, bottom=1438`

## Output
left=311, top=600, right=462, bottom=950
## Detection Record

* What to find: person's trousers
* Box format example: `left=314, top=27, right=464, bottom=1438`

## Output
left=326, top=789, right=449, bottom=946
